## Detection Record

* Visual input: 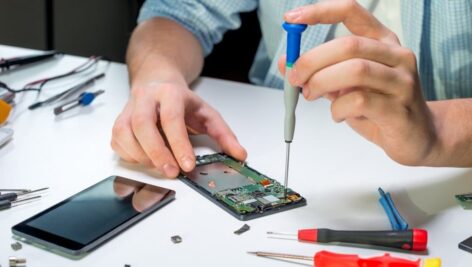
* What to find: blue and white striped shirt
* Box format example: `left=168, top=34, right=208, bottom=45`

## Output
left=139, top=0, right=472, bottom=101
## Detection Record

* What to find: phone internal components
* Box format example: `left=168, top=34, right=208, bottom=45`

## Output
left=456, top=193, right=472, bottom=210
left=180, top=153, right=306, bottom=220
left=234, top=224, right=251, bottom=235
left=171, top=235, right=182, bottom=244
left=10, top=242, right=22, bottom=251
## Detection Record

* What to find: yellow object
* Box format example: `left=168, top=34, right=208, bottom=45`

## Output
left=423, top=258, right=442, bottom=267
left=0, top=99, right=12, bottom=124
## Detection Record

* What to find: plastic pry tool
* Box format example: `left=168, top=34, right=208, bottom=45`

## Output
left=378, top=187, right=409, bottom=230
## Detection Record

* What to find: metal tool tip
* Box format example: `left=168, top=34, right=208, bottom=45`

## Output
left=247, top=251, right=258, bottom=255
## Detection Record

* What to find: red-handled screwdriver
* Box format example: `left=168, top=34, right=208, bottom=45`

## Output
left=248, top=250, right=441, bottom=267
left=268, top=228, right=428, bottom=251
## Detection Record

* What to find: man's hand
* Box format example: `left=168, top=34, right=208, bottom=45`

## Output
left=280, top=0, right=440, bottom=166
left=111, top=80, right=247, bottom=178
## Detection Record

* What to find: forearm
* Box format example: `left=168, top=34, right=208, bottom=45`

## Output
left=427, top=99, right=472, bottom=167
left=126, top=17, right=204, bottom=87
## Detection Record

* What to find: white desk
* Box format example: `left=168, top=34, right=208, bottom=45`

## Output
left=1, top=45, right=471, bottom=266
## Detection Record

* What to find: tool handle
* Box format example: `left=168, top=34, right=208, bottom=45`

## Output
left=0, top=200, right=13, bottom=210
left=284, top=67, right=299, bottom=142
left=0, top=51, right=58, bottom=69
left=299, top=228, right=427, bottom=251
left=314, top=250, right=421, bottom=267
left=79, top=90, right=104, bottom=106
left=0, top=193, right=17, bottom=202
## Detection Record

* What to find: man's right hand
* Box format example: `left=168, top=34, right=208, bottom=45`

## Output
left=111, top=80, right=247, bottom=178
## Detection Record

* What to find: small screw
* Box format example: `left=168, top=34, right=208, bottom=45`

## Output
left=9, top=256, right=26, bottom=267
left=10, top=242, right=22, bottom=251
left=171, top=235, right=182, bottom=244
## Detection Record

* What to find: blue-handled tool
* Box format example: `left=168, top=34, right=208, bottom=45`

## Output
left=53, top=89, right=104, bottom=115
left=282, top=22, right=307, bottom=198
left=378, top=187, right=409, bottom=230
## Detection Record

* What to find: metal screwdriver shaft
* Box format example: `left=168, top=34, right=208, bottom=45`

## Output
left=284, top=142, right=290, bottom=199
left=0, top=195, right=42, bottom=211
left=54, top=89, right=104, bottom=115
left=248, top=251, right=312, bottom=261
left=282, top=22, right=307, bottom=199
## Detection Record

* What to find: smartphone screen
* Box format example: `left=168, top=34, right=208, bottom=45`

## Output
left=12, top=176, right=175, bottom=256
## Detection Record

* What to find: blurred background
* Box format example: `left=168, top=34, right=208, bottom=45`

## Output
left=0, top=0, right=261, bottom=83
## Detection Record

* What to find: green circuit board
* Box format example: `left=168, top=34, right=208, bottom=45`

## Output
left=180, top=153, right=306, bottom=220
left=456, top=193, right=472, bottom=210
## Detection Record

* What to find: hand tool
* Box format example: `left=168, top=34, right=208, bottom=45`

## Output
left=0, top=189, right=30, bottom=193
left=0, top=187, right=48, bottom=202
left=248, top=250, right=441, bottom=267
left=282, top=22, right=307, bottom=198
left=9, top=256, right=27, bottom=267
left=53, top=89, right=105, bottom=115
left=267, top=228, right=427, bottom=251
left=0, top=195, right=41, bottom=211
left=378, top=187, right=409, bottom=230
left=28, top=73, right=105, bottom=110
left=0, top=51, right=60, bottom=71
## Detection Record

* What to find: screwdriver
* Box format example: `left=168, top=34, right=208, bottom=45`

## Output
left=54, top=89, right=104, bottom=115
left=29, top=73, right=105, bottom=110
left=0, top=195, right=42, bottom=211
left=282, top=22, right=307, bottom=199
left=0, top=189, right=30, bottom=193
left=0, top=187, right=49, bottom=202
left=0, top=51, right=60, bottom=71
left=248, top=250, right=441, bottom=267
left=268, top=228, right=428, bottom=251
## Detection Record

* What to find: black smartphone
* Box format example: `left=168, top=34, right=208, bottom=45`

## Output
left=12, top=176, right=175, bottom=256
left=179, top=153, right=306, bottom=221
left=459, top=236, right=472, bottom=254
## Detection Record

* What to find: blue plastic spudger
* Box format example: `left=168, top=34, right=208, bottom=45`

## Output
left=378, top=187, right=409, bottom=231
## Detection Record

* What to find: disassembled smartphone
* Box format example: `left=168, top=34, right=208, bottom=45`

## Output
left=180, top=153, right=306, bottom=220
left=12, top=176, right=175, bottom=256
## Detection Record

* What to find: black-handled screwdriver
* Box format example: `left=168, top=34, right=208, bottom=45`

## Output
left=0, top=187, right=48, bottom=202
left=0, top=51, right=60, bottom=70
left=0, top=196, right=41, bottom=211
left=268, top=228, right=428, bottom=251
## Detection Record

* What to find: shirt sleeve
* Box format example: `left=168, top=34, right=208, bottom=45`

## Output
left=138, top=0, right=258, bottom=56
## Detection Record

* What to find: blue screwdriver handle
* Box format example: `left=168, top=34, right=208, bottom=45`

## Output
left=283, top=22, right=307, bottom=142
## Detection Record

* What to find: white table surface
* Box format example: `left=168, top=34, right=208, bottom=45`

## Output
left=1, top=45, right=471, bottom=266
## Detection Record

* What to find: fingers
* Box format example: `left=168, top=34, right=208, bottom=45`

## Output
left=285, top=0, right=398, bottom=44
left=289, top=36, right=402, bottom=86
left=131, top=87, right=180, bottom=178
left=330, top=89, right=397, bottom=124
left=159, top=89, right=195, bottom=172
left=111, top=140, right=137, bottom=163
left=278, top=55, right=287, bottom=76
left=302, top=59, right=403, bottom=100
left=112, top=101, right=152, bottom=166
left=200, top=104, right=247, bottom=161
